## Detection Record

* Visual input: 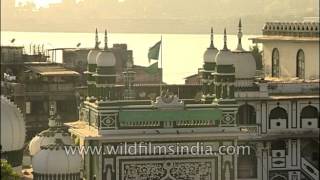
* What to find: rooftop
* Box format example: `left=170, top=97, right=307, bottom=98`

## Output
left=25, top=64, right=80, bottom=77
left=251, top=20, right=320, bottom=43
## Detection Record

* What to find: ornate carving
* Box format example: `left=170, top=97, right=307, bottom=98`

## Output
left=153, top=90, right=184, bottom=109
left=121, top=159, right=213, bottom=180
left=100, top=113, right=117, bottom=129
left=221, top=113, right=235, bottom=125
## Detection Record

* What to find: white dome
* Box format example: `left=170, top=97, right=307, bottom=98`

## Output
left=96, top=50, right=116, bottom=67
left=216, top=50, right=257, bottom=78
left=29, top=128, right=73, bottom=156
left=215, top=50, right=234, bottom=65
left=203, top=47, right=218, bottom=63
left=87, top=49, right=100, bottom=64
left=232, top=52, right=257, bottom=78
left=32, top=141, right=81, bottom=174
left=1, top=96, right=25, bottom=152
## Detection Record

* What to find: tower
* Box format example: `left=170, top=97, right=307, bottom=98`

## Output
left=94, top=29, right=117, bottom=100
left=86, top=28, right=101, bottom=99
left=201, top=27, right=218, bottom=103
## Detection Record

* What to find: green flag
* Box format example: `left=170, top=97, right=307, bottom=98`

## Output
left=148, top=40, right=161, bottom=62
left=145, top=62, right=159, bottom=74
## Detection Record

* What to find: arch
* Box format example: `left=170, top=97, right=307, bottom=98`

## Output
left=271, top=48, right=280, bottom=77
left=237, top=104, right=256, bottom=124
left=296, top=49, right=305, bottom=79
left=237, top=148, right=257, bottom=178
left=269, top=107, right=288, bottom=119
left=271, top=175, right=287, bottom=180
left=301, top=105, right=318, bottom=119
left=269, top=107, right=288, bottom=129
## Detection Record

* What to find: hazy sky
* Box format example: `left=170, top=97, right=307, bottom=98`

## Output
left=4, top=0, right=319, bottom=34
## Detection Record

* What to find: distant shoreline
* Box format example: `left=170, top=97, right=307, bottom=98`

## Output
left=0, top=28, right=261, bottom=35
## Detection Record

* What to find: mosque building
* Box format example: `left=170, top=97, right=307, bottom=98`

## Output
left=64, top=19, right=319, bottom=180
left=1, top=19, right=318, bottom=180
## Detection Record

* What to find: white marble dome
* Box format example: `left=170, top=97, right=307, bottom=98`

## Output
left=215, top=49, right=234, bottom=66
left=203, top=47, right=219, bottom=63
left=96, top=50, right=116, bottom=67
left=232, top=51, right=257, bottom=79
left=1, top=96, right=25, bottom=152
left=87, top=49, right=100, bottom=65
left=32, top=139, right=81, bottom=175
left=29, top=127, right=73, bottom=156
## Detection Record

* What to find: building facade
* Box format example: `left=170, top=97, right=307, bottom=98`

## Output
left=65, top=20, right=319, bottom=180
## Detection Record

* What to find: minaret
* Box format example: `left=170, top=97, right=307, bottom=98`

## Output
left=48, top=104, right=57, bottom=127
left=104, top=29, right=108, bottom=50
left=222, top=28, right=229, bottom=50
left=94, top=28, right=99, bottom=49
left=209, top=27, right=215, bottom=48
left=236, top=19, right=244, bottom=51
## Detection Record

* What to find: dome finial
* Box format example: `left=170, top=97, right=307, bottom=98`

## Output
left=48, top=104, right=57, bottom=127
left=223, top=28, right=229, bottom=50
left=236, top=19, right=244, bottom=51
left=104, top=29, right=108, bottom=50
left=209, top=27, right=215, bottom=48
left=94, top=28, right=99, bottom=49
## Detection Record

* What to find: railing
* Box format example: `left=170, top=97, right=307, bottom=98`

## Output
left=301, top=157, right=319, bottom=180
left=26, top=83, right=75, bottom=92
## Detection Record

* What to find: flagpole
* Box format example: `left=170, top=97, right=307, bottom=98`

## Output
left=160, top=35, right=163, bottom=94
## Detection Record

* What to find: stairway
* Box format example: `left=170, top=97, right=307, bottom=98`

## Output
left=301, top=157, right=319, bottom=180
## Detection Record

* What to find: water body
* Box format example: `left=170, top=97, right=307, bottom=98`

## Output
left=1, top=31, right=258, bottom=84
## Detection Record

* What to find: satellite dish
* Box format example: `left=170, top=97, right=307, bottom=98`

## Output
left=10, top=38, right=15, bottom=43
left=76, top=43, right=81, bottom=47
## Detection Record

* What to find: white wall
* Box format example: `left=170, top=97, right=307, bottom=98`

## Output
left=263, top=41, right=319, bottom=80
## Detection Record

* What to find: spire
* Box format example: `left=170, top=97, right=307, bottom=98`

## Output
left=223, top=28, right=229, bottom=50
left=236, top=19, right=244, bottom=51
left=48, top=104, right=56, bottom=127
left=94, top=28, right=99, bottom=49
left=209, top=27, right=215, bottom=48
left=104, top=29, right=108, bottom=50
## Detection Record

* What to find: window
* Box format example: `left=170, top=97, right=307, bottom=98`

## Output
left=269, top=107, right=288, bottom=120
left=301, top=105, right=318, bottom=119
left=237, top=104, right=256, bottom=124
left=296, top=49, right=305, bottom=79
left=272, top=48, right=280, bottom=77
left=237, top=148, right=257, bottom=178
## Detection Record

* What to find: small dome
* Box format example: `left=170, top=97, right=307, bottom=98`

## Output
left=29, top=127, right=73, bottom=156
left=215, top=50, right=234, bottom=65
left=32, top=140, right=81, bottom=175
left=203, top=47, right=218, bottom=63
left=232, top=52, right=257, bottom=78
left=87, top=49, right=100, bottom=65
left=96, top=50, right=116, bottom=67
left=1, top=96, right=25, bottom=152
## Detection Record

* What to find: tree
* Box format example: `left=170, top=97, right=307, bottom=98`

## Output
left=1, top=160, right=20, bottom=180
left=250, top=44, right=263, bottom=71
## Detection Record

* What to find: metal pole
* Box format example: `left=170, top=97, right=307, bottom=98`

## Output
left=160, top=35, right=163, bottom=94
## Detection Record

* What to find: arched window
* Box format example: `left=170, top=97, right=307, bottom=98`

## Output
left=237, top=148, right=257, bottom=178
left=270, top=107, right=287, bottom=119
left=296, top=49, right=305, bottom=79
left=301, top=106, right=318, bottom=119
left=272, top=48, right=280, bottom=77
left=269, top=107, right=288, bottom=128
left=237, top=104, right=256, bottom=124
left=301, top=105, right=319, bottom=128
